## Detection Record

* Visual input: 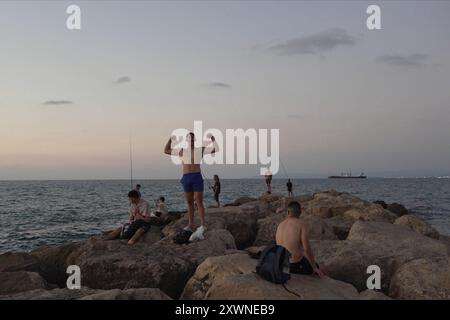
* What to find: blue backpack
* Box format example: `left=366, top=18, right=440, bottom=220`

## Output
left=256, top=245, right=291, bottom=284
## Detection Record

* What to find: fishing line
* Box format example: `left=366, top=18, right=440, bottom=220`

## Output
left=280, top=159, right=290, bottom=179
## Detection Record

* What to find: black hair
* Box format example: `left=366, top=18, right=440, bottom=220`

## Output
left=128, top=190, right=140, bottom=199
left=159, top=196, right=165, bottom=202
left=287, top=201, right=301, bottom=217
left=136, top=184, right=141, bottom=188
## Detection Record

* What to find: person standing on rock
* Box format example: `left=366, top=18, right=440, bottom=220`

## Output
left=286, top=179, right=293, bottom=197
left=164, top=132, right=218, bottom=241
left=276, top=201, right=325, bottom=277
left=265, top=171, right=272, bottom=194
left=105, top=190, right=152, bottom=245
left=134, top=184, right=142, bottom=198
left=212, top=174, right=221, bottom=208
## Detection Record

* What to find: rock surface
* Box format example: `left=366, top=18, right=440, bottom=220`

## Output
left=0, top=252, right=41, bottom=273
left=310, top=221, right=448, bottom=293
left=181, top=253, right=359, bottom=300
left=163, top=201, right=272, bottom=249
left=0, top=287, right=171, bottom=300
left=394, top=215, right=440, bottom=239
left=0, top=271, right=49, bottom=295
left=389, top=258, right=450, bottom=299
left=79, top=288, right=172, bottom=300
left=68, top=228, right=236, bottom=298
left=359, top=289, right=392, bottom=300
left=1, top=191, right=448, bottom=300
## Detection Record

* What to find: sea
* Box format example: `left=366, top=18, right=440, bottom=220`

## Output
left=0, top=178, right=449, bottom=253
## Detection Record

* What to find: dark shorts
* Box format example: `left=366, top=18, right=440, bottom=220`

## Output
left=120, top=220, right=151, bottom=239
left=181, top=172, right=204, bottom=193
left=214, top=192, right=220, bottom=202
left=290, top=257, right=320, bottom=275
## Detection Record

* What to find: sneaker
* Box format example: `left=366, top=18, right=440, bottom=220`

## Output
left=189, top=225, right=207, bottom=242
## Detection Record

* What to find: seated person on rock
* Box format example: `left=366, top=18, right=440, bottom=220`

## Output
left=155, top=196, right=169, bottom=218
left=105, top=190, right=152, bottom=245
left=276, top=201, right=325, bottom=277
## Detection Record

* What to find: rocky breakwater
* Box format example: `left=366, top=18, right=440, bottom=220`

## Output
left=1, top=190, right=449, bottom=300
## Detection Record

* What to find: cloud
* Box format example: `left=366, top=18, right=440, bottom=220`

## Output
left=114, top=76, right=131, bottom=84
left=42, top=100, right=73, bottom=106
left=377, top=54, right=430, bottom=67
left=206, top=82, right=231, bottom=89
left=269, top=28, right=358, bottom=55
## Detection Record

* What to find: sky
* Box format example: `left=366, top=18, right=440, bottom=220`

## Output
left=1, top=0, right=450, bottom=180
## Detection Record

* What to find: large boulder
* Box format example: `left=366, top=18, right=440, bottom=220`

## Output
left=0, top=252, right=41, bottom=273
left=303, top=191, right=396, bottom=223
left=343, top=205, right=397, bottom=223
left=311, top=221, right=448, bottom=292
left=389, top=258, right=450, bottom=299
left=31, top=242, right=85, bottom=287
left=253, top=214, right=337, bottom=246
left=163, top=201, right=272, bottom=249
left=0, top=271, right=49, bottom=295
left=181, top=253, right=359, bottom=300
left=67, top=228, right=236, bottom=299
left=224, top=197, right=257, bottom=207
left=394, top=215, right=440, bottom=239
left=322, top=216, right=355, bottom=240
left=303, top=191, right=361, bottom=218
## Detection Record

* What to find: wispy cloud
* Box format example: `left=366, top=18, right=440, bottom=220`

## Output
left=206, top=82, right=231, bottom=89
left=269, top=28, right=358, bottom=56
left=377, top=54, right=430, bottom=67
left=42, top=100, right=73, bottom=106
left=114, top=76, right=131, bottom=84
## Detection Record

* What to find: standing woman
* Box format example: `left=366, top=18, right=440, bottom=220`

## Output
left=164, top=132, right=218, bottom=240
left=265, top=171, right=273, bottom=194
left=212, top=174, right=221, bottom=208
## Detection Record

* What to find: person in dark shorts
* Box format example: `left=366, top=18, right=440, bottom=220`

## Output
left=286, top=179, right=293, bottom=197
left=164, top=132, right=219, bottom=241
left=105, top=190, right=152, bottom=245
left=265, top=172, right=272, bottom=194
left=275, top=201, right=325, bottom=277
left=212, top=174, right=221, bottom=207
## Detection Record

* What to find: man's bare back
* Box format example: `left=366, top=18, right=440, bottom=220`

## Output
left=276, top=217, right=306, bottom=263
left=275, top=200, right=325, bottom=277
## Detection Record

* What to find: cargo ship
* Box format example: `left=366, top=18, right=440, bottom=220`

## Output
left=328, top=172, right=367, bottom=179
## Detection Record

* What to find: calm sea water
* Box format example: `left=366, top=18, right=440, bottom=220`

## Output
left=0, top=178, right=449, bottom=253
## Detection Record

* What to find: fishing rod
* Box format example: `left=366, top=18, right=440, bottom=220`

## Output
left=201, top=170, right=213, bottom=190
left=129, top=133, right=133, bottom=190
left=280, top=159, right=290, bottom=179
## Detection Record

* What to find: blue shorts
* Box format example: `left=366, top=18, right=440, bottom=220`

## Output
left=181, top=172, right=204, bottom=193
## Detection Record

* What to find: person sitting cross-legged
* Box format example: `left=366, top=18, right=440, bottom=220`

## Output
left=105, top=190, right=152, bottom=245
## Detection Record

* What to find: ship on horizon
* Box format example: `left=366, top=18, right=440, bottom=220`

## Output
left=328, top=172, right=367, bottom=179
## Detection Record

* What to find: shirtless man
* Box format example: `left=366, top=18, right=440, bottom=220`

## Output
left=276, top=201, right=325, bottom=277
left=164, top=132, right=218, bottom=240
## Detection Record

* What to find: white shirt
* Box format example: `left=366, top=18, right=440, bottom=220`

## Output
left=128, top=199, right=151, bottom=221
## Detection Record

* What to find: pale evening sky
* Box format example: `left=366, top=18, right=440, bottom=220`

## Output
left=1, top=1, right=450, bottom=179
